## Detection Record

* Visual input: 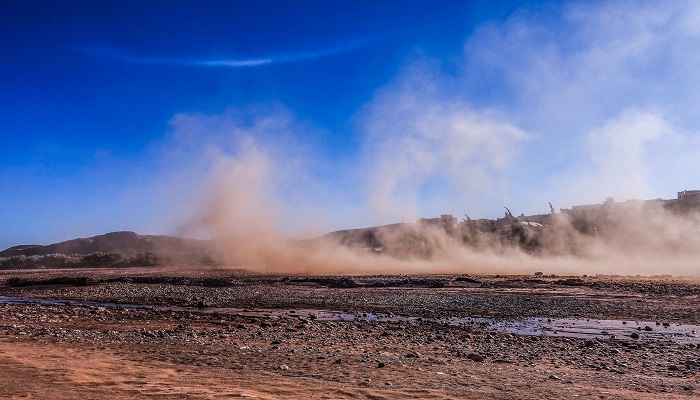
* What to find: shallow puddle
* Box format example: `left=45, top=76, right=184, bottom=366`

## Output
left=445, top=316, right=700, bottom=344
left=1, top=295, right=698, bottom=344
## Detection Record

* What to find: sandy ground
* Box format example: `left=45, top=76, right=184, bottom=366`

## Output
left=1, top=267, right=699, bottom=399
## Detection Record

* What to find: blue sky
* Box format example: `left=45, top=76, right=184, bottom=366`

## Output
left=2, top=0, right=700, bottom=249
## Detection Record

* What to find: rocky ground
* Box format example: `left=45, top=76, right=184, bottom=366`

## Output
left=1, top=267, right=699, bottom=399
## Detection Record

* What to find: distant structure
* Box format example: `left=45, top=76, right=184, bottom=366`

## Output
left=668, top=190, right=700, bottom=211
left=417, top=214, right=458, bottom=233
left=418, top=189, right=700, bottom=235
left=678, top=190, right=700, bottom=201
left=560, top=190, right=700, bottom=216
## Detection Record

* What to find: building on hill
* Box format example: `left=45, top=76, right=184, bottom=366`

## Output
left=662, top=190, right=700, bottom=212
left=417, top=214, right=458, bottom=233
left=678, top=190, right=700, bottom=202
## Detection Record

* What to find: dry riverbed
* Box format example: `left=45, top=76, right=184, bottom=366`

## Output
left=1, top=267, right=699, bottom=399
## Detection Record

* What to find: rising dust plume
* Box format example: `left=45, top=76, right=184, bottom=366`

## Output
left=195, top=139, right=700, bottom=277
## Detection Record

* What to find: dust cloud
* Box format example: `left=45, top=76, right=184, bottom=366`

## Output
left=195, top=136, right=700, bottom=277
left=177, top=1, right=700, bottom=277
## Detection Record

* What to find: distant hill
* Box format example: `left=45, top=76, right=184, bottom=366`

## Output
left=0, top=231, right=212, bottom=258
left=320, top=223, right=411, bottom=250
left=317, top=223, right=453, bottom=259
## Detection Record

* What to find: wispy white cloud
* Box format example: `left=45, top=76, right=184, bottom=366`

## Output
left=550, top=108, right=675, bottom=205
left=76, top=37, right=376, bottom=68
left=359, top=63, right=527, bottom=223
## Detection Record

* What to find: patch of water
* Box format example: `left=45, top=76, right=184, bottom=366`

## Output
left=0, top=295, right=148, bottom=309
left=1, top=295, right=698, bottom=344
left=445, top=316, right=700, bottom=344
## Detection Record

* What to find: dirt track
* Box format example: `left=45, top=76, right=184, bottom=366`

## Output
left=1, top=267, right=699, bottom=399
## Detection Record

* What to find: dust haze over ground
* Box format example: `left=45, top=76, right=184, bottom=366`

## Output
left=191, top=129, right=700, bottom=277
